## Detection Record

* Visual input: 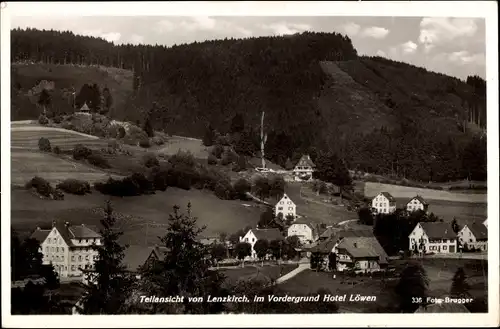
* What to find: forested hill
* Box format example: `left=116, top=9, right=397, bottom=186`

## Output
left=10, top=28, right=487, bottom=182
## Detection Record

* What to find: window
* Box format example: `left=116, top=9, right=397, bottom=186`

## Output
left=469, top=239, right=472, bottom=243
left=443, top=246, right=447, bottom=250
left=61, top=255, right=64, bottom=261
left=61, top=247, right=64, bottom=252
left=280, top=201, right=284, bottom=205
left=252, top=238, right=255, bottom=243
left=45, top=247, right=49, bottom=252
left=78, top=256, right=82, bottom=261
left=71, top=265, right=75, bottom=271
left=71, top=255, right=75, bottom=261
left=56, top=247, right=59, bottom=252
left=278, top=207, right=283, bottom=210
left=288, top=207, right=293, bottom=211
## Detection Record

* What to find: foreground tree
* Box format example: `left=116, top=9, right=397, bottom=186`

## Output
left=136, top=204, right=228, bottom=314
left=254, top=239, right=270, bottom=266
left=210, top=243, right=227, bottom=268
left=450, top=267, right=471, bottom=299
left=235, top=242, right=252, bottom=267
left=396, top=262, right=429, bottom=313
left=78, top=201, right=132, bottom=314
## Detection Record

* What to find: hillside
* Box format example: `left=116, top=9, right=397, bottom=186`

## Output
left=10, top=28, right=487, bottom=183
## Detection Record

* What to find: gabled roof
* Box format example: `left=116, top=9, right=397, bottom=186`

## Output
left=122, top=245, right=160, bottom=272
left=337, top=236, right=388, bottom=264
left=79, top=102, right=90, bottom=112
left=467, top=223, right=488, bottom=240
left=407, top=195, right=428, bottom=206
left=251, top=228, right=284, bottom=241
left=294, top=154, right=315, bottom=168
left=415, top=303, right=469, bottom=313
left=276, top=193, right=295, bottom=206
left=288, top=220, right=322, bottom=238
left=375, top=192, right=395, bottom=202
left=30, top=228, right=51, bottom=243
left=53, top=221, right=101, bottom=247
left=311, top=229, right=374, bottom=253
left=420, top=222, right=456, bottom=240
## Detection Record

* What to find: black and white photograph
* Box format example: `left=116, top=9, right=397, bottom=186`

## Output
left=1, top=1, right=498, bottom=327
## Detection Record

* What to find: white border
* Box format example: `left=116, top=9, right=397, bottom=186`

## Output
left=1, top=1, right=498, bottom=328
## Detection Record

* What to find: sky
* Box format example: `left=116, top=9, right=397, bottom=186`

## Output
left=10, top=16, right=486, bottom=80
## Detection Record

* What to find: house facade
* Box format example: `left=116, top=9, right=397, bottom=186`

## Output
left=409, top=222, right=457, bottom=254
left=334, top=237, right=388, bottom=273
left=287, top=221, right=319, bottom=244
left=406, top=195, right=429, bottom=213
left=239, top=228, right=283, bottom=259
left=371, top=192, right=396, bottom=214
left=31, top=221, right=102, bottom=278
left=293, top=154, right=315, bottom=182
left=458, top=223, right=488, bottom=251
left=275, top=193, right=296, bottom=219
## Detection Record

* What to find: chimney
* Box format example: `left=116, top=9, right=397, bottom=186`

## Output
left=65, top=222, right=70, bottom=228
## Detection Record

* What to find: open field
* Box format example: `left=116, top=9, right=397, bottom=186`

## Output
left=364, top=182, right=487, bottom=203
left=11, top=149, right=114, bottom=186
left=154, top=136, right=209, bottom=159
left=219, top=264, right=298, bottom=287
left=11, top=187, right=266, bottom=244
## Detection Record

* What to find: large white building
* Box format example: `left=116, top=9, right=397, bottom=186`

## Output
left=293, top=154, right=315, bottom=181
left=458, top=223, right=488, bottom=251
left=275, top=193, right=296, bottom=219
left=406, top=195, right=429, bottom=213
left=30, top=221, right=102, bottom=278
left=239, top=228, right=283, bottom=259
left=287, top=220, right=320, bottom=244
left=408, top=222, right=457, bottom=254
left=371, top=192, right=397, bottom=214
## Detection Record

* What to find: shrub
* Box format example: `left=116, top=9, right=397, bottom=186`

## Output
left=38, top=114, right=49, bottom=125
left=53, top=146, right=61, bottom=154
left=53, top=115, right=63, bottom=124
left=143, top=153, right=160, bottom=168
left=215, top=134, right=231, bottom=146
left=233, top=178, right=251, bottom=200
left=220, top=151, right=233, bottom=166
left=211, top=144, right=224, bottom=159
left=87, top=153, right=111, bottom=169
left=166, top=164, right=198, bottom=190
left=233, top=155, right=247, bottom=172
left=25, top=176, right=63, bottom=199
left=150, top=167, right=169, bottom=191
left=207, top=154, right=218, bottom=165
left=215, top=180, right=235, bottom=200
left=61, top=121, right=75, bottom=131
left=118, top=126, right=126, bottom=139
left=73, top=144, right=92, bottom=160
left=38, top=137, right=51, bottom=152
left=139, top=138, right=151, bottom=148
left=95, top=173, right=153, bottom=197
left=151, top=136, right=165, bottom=146
left=56, top=179, right=91, bottom=195
left=169, top=150, right=196, bottom=168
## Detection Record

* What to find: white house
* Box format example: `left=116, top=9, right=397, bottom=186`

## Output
left=239, top=228, right=283, bottom=259
left=371, top=192, right=396, bottom=214
left=483, top=218, right=488, bottom=228
left=287, top=220, right=320, bottom=244
left=408, top=222, right=457, bottom=254
left=293, top=154, right=315, bottom=181
left=30, top=220, right=102, bottom=278
left=458, top=223, right=488, bottom=251
left=275, top=193, right=296, bottom=219
left=78, top=102, right=91, bottom=114
left=406, top=195, right=429, bottom=213
left=335, top=237, right=389, bottom=273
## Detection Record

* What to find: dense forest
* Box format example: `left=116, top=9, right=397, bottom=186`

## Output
left=10, top=28, right=487, bottom=182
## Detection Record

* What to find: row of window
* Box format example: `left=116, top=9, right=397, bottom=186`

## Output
left=45, top=254, right=98, bottom=262
left=53, top=264, right=93, bottom=272
left=46, top=246, right=65, bottom=253
left=277, top=207, right=294, bottom=211
left=279, top=201, right=293, bottom=205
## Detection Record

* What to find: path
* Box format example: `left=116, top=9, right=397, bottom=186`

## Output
left=337, top=219, right=358, bottom=226
left=412, top=253, right=488, bottom=260
left=274, top=263, right=310, bottom=284
left=11, top=125, right=100, bottom=140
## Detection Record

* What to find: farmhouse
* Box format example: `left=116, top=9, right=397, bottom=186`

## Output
left=408, top=222, right=457, bottom=254
left=30, top=220, right=102, bottom=278
left=239, top=228, right=283, bottom=259
left=406, top=195, right=429, bottom=213
left=293, top=154, right=315, bottom=181
left=335, top=237, right=389, bottom=273
left=458, top=223, right=488, bottom=251
left=287, top=220, right=321, bottom=244
left=275, top=193, right=296, bottom=219
left=371, top=192, right=396, bottom=214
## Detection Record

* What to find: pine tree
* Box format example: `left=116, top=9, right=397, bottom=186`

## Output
left=396, top=262, right=429, bottom=312
left=450, top=267, right=471, bottom=298
left=79, top=201, right=131, bottom=314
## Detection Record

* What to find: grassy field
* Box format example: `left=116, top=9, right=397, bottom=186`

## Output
left=364, top=182, right=487, bottom=204
left=279, top=258, right=487, bottom=313
left=153, top=136, right=209, bottom=159
left=11, top=186, right=266, bottom=245
left=219, top=264, right=298, bottom=287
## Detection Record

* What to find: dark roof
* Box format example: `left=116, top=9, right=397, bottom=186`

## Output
left=251, top=228, right=284, bottom=241
left=319, top=227, right=337, bottom=239
left=467, top=223, right=488, bottom=240
left=294, top=154, right=315, bottom=168
left=311, top=229, right=374, bottom=253
left=30, top=228, right=51, bottom=243
left=407, top=195, right=428, bottom=206
left=337, top=237, right=388, bottom=264
left=379, top=192, right=395, bottom=202
left=420, top=222, right=456, bottom=240
left=53, top=221, right=101, bottom=247
left=415, top=303, right=469, bottom=313
left=122, top=245, right=161, bottom=272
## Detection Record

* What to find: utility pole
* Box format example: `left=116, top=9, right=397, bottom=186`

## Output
left=260, top=111, right=267, bottom=169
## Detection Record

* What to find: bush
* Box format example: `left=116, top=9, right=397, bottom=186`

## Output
left=53, top=115, right=63, bottom=124
left=38, top=137, right=51, bottom=152
left=215, top=180, right=235, bottom=200
left=211, top=144, right=224, bottom=159
left=38, top=114, right=49, bottom=125
left=234, top=178, right=251, bottom=200
left=139, top=138, right=151, bottom=148
left=233, top=155, right=247, bottom=172
left=118, top=126, right=126, bottom=139
left=56, top=179, right=91, bottom=195
left=95, top=173, right=154, bottom=197
left=207, top=154, right=218, bottom=165
left=150, top=167, right=169, bottom=191
left=143, top=153, right=160, bottom=168
left=25, top=176, right=63, bottom=200
left=151, top=136, right=165, bottom=146
left=169, top=150, right=196, bottom=168
left=220, top=150, right=234, bottom=166
left=87, top=153, right=111, bottom=169
left=53, top=146, right=61, bottom=154
left=73, top=144, right=92, bottom=160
